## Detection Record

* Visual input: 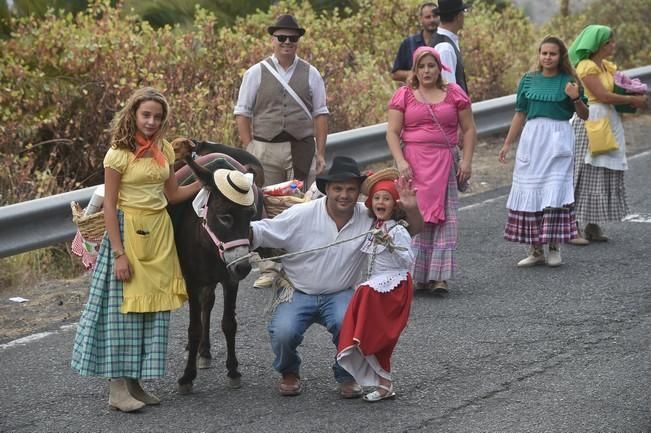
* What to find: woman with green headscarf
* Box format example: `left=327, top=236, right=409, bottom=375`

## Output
left=567, top=25, right=647, bottom=244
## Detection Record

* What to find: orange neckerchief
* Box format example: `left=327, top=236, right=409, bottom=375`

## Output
left=134, top=132, right=166, bottom=166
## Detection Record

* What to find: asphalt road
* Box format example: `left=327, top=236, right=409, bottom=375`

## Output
left=1, top=151, right=650, bottom=433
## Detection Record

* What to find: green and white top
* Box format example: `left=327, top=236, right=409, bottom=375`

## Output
left=515, top=72, right=586, bottom=121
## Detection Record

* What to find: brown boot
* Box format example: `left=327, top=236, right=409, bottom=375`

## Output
left=584, top=223, right=608, bottom=242
left=108, top=379, right=145, bottom=412
left=126, top=378, right=160, bottom=405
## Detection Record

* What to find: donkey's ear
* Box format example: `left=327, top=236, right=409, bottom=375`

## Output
left=185, top=155, right=215, bottom=188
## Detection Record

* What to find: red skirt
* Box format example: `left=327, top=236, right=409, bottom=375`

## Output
left=337, top=275, right=413, bottom=385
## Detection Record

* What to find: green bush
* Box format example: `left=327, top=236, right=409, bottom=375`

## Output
left=0, top=245, right=85, bottom=289
left=1, top=0, right=650, bottom=208
left=463, top=1, right=534, bottom=99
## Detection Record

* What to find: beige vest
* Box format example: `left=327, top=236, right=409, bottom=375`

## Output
left=252, top=58, right=314, bottom=141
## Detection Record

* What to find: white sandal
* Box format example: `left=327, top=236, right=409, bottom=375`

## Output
left=362, top=384, right=396, bottom=402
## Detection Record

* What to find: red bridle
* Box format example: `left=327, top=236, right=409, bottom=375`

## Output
left=200, top=191, right=250, bottom=261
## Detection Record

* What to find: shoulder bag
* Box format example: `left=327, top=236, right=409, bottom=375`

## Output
left=584, top=117, right=619, bottom=156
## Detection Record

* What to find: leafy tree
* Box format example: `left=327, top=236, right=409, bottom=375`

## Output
left=1, top=0, right=90, bottom=37
left=468, top=0, right=512, bottom=12
left=539, top=0, right=651, bottom=68
left=0, top=0, right=404, bottom=34
left=0, top=1, right=10, bottom=37
left=121, top=0, right=361, bottom=28
left=8, top=0, right=90, bottom=16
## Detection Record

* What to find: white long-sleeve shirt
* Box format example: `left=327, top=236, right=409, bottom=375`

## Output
left=251, top=198, right=373, bottom=294
left=433, top=27, right=460, bottom=85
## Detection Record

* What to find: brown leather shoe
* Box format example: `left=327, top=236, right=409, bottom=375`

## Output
left=278, top=373, right=302, bottom=396
left=568, top=235, right=590, bottom=246
left=339, top=381, right=363, bottom=399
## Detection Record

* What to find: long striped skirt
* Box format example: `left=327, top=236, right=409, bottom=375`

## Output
left=71, top=212, right=171, bottom=379
left=571, top=116, right=629, bottom=223
left=504, top=206, right=578, bottom=244
left=411, top=167, right=458, bottom=283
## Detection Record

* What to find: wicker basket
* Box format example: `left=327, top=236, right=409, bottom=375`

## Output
left=70, top=201, right=105, bottom=241
left=263, top=195, right=306, bottom=218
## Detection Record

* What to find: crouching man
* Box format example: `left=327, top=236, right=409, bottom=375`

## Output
left=249, top=156, right=423, bottom=397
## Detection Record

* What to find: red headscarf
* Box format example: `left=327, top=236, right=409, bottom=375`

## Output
left=365, top=179, right=399, bottom=209
left=134, top=131, right=167, bottom=166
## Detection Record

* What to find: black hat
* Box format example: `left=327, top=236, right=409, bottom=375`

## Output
left=435, top=0, right=470, bottom=15
left=316, top=156, right=367, bottom=194
left=267, top=14, right=306, bottom=36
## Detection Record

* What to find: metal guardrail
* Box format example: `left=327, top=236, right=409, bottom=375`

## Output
left=2, top=65, right=650, bottom=258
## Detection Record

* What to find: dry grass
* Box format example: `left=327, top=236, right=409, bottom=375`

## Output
left=0, top=245, right=84, bottom=293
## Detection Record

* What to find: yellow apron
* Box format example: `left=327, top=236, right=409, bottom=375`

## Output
left=120, top=207, right=187, bottom=313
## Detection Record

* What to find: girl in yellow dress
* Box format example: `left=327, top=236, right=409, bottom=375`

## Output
left=71, top=87, right=200, bottom=412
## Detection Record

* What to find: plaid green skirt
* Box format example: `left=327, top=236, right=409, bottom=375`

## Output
left=71, top=211, right=171, bottom=379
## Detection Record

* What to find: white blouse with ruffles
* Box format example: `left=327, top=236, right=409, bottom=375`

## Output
left=360, top=219, right=414, bottom=293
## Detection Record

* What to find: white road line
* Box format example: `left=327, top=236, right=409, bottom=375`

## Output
left=459, top=194, right=508, bottom=211
left=458, top=149, right=650, bottom=213
left=622, top=213, right=651, bottom=223
left=0, top=324, right=76, bottom=351
left=629, top=149, right=651, bottom=160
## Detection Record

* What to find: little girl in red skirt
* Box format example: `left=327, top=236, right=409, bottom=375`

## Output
left=337, top=168, right=414, bottom=402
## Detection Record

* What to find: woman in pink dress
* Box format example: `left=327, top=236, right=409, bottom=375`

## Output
left=386, top=46, right=477, bottom=293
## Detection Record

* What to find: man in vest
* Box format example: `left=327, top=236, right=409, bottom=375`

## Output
left=235, top=14, right=329, bottom=289
left=431, top=0, right=470, bottom=95
left=391, top=2, right=440, bottom=83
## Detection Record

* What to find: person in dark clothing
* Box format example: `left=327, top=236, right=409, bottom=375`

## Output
left=391, top=3, right=439, bottom=83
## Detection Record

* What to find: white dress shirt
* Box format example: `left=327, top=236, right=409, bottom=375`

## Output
left=251, top=198, right=373, bottom=295
left=233, top=54, right=329, bottom=118
left=434, top=28, right=460, bottom=85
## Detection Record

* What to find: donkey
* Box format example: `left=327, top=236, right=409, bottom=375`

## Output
left=170, top=155, right=259, bottom=394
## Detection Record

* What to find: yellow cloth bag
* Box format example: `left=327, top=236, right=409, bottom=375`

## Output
left=585, top=117, right=619, bottom=156
left=120, top=207, right=188, bottom=313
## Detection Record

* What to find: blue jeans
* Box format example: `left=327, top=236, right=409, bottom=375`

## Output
left=268, top=288, right=354, bottom=383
